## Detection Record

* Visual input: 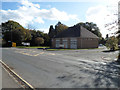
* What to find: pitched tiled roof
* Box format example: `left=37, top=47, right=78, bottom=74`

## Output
left=55, top=25, right=80, bottom=38
left=80, top=26, right=99, bottom=38
left=54, top=25, right=98, bottom=38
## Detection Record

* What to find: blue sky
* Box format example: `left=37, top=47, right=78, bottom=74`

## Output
left=2, top=2, right=99, bottom=26
left=1, top=0, right=119, bottom=37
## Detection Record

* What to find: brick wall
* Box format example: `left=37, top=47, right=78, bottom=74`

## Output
left=78, top=38, right=98, bottom=48
left=77, top=37, right=81, bottom=48
left=51, top=38, right=56, bottom=48
left=52, top=37, right=98, bottom=49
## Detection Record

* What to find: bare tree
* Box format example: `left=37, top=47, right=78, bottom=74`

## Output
left=27, top=24, right=36, bottom=30
left=104, top=2, right=120, bottom=62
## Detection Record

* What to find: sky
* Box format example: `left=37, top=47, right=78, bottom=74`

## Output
left=1, top=0, right=119, bottom=38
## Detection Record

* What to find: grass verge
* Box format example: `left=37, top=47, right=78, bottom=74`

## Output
left=16, top=46, right=101, bottom=51
left=46, top=48, right=100, bottom=51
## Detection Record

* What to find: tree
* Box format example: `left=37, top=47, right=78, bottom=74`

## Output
left=43, top=33, right=50, bottom=46
left=106, top=36, right=118, bottom=51
left=99, top=37, right=106, bottom=45
left=48, top=25, right=56, bottom=38
left=2, top=39, right=6, bottom=47
left=55, top=22, right=68, bottom=34
left=76, top=22, right=102, bottom=38
left=2, top=20, right=31, bottom=46
left=103, top=2, right=119, bottom=62
left=117, top=24, right=120, bottom=62
left=48, top=22, right=68, bottom=39
left=29, top=30, right=45, bottom=46
left=29, top=30, right=37, bottom=46
left=2, top=20, right=23, bottom=33
left=105, top=34, right=109, bottom=40
left=35, top=37, right=44, bottom=46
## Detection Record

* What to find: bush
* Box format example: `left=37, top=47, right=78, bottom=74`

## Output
left=106, top=36, right=118, bottom=51
left=35, top=37, right=44, bottom=46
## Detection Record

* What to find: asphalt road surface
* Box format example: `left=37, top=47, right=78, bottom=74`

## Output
left=2, top=47, right=120, bottom=88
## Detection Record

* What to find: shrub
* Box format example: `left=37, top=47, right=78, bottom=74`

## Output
left=106, top=36, right=118, bottom=51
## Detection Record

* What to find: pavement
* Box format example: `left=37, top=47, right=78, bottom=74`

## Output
left=2, top=68, right=21, bottom=88
left=0, top=48, right=20, bottom=89
left=2, top=47, right=120, bottom=88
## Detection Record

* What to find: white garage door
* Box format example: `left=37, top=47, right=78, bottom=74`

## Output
left=70, top=38, right=77, bottom=49
left=56, top=39, right=60, bottom=48
left=63, top=39, right=68, bottom=48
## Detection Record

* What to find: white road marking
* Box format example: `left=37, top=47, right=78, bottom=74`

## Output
left=101, top=57, right=111, bottom=60
left=46, top=59, right=64, bottom=64
left=77, top=59, right=107, bottom=65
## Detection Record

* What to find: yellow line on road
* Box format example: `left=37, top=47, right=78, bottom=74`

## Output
left=33, top=52, right=44, bottom=56
left=40, top=52, right=44, bottom=54
left=48, top=53, right=56, bottom=55
left=33, top=54, right=40, bottom=56
left=15, top=50, right=45, bottom=56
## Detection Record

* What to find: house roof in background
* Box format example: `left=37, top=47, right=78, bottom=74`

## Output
left=80, top=26, right=99, bottom=38
left=54, top=25, right=98, bottom=39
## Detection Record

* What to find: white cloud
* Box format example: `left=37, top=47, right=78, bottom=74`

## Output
left=36, top=28, right=49, bottom=33
left=20, top=0, right=40, bottom=8
left=34, top=17, right=44, bottom=24
left=1, top=0, right=79, bottom=27
left=86, top=5, right=118, bottom=38
left=40, top=8, right=79, bottom=21
left=109, top=0, right=119, bottom=5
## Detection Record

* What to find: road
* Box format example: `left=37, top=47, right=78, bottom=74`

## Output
left=2, top=47, right=120, bottom=88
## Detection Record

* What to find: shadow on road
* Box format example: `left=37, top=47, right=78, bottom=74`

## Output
left=102, top=50, right=119, bottom=53
left=93, top=61, right=120, bottom=88
left=73, top=60, right=120, bottom=88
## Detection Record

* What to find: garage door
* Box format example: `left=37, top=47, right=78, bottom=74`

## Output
left=70, top=38, right=77, bottom=49
left=56, top=39, right=60, bottom=48
left=63, top=39, right=68, bottom=48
